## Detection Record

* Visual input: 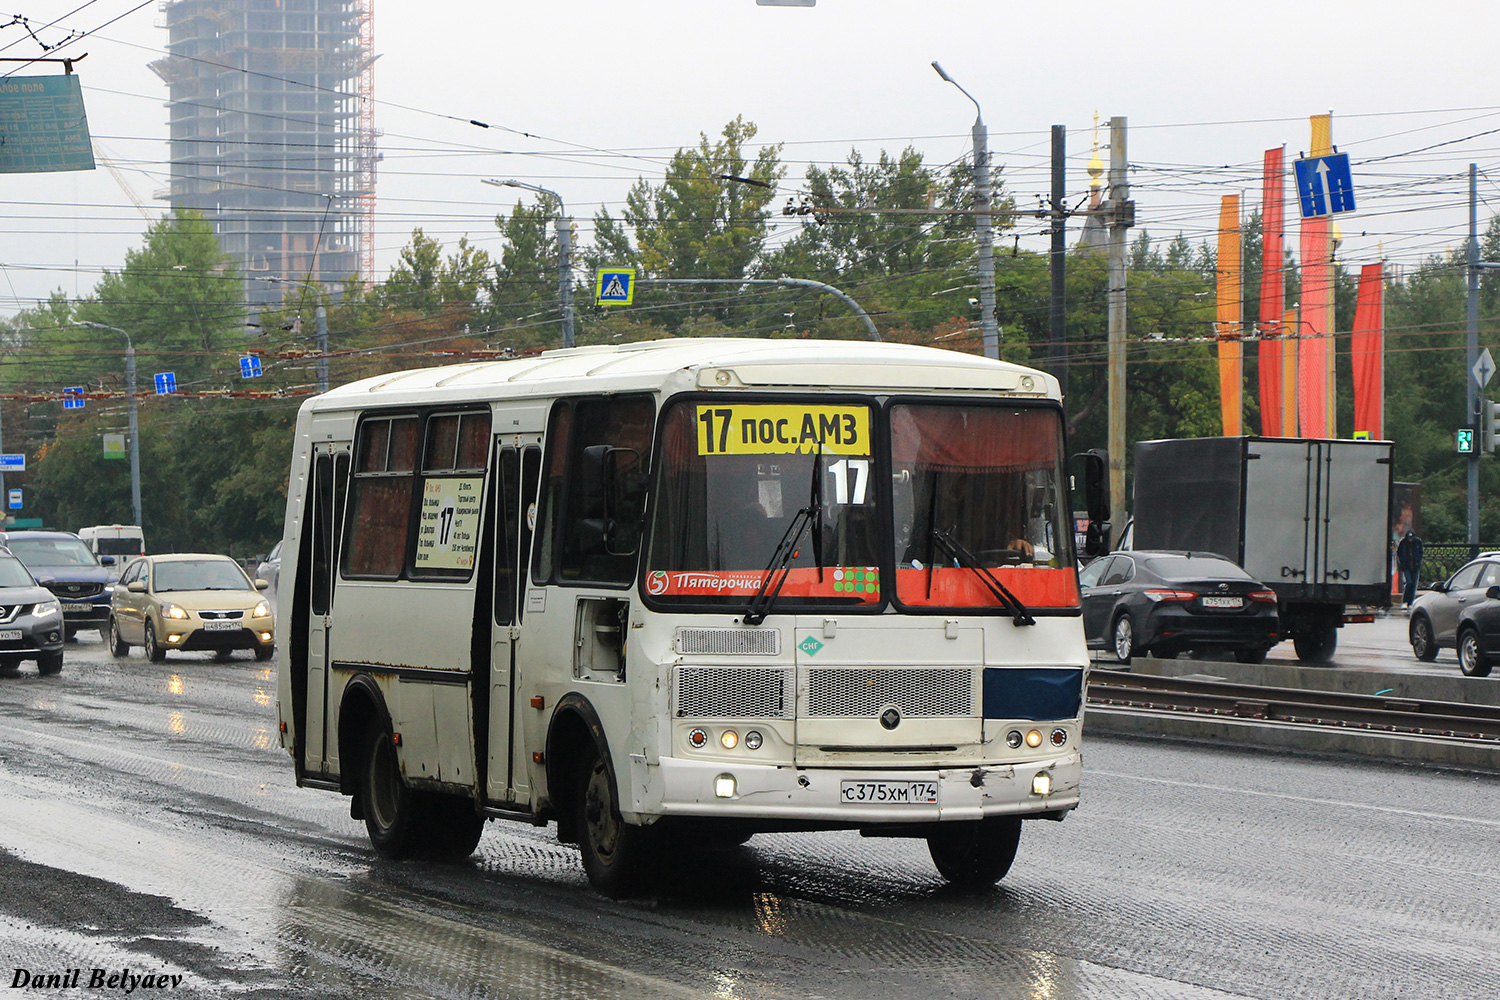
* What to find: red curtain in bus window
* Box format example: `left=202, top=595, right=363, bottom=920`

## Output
left=891, top=405, right=1059, bottom=472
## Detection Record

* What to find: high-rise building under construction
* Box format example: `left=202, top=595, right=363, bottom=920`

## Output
left=151, top=0, right=377, bottom=309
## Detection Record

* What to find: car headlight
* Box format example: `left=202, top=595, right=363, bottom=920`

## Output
left=161, top=602, right=189, bottom=620
left=252, top=600, right=271, bottom=619
left=31, top=600, right=60, bottom=619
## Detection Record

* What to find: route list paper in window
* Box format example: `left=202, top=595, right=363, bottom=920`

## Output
left=415, top=478, right=482, bottom=570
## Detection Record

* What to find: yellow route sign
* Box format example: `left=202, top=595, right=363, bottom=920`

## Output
left=695, top=404, right=870, bottom=456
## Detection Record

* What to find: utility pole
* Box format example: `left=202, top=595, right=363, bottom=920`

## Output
left=73, top=322, right=141, bottom=528
left=1468, top=163, right=1480, bottom=549
left=1050, top=125, right=1067, bottom=396
left=484, top=179, right=575, bottom=349
left=1103, top=117, right=1134, bottom=535
left=932, top=62, right=999, bottom=359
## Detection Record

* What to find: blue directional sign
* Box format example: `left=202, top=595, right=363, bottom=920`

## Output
left=595, top=267, right=636, bottom=305
left=239, top=355, right=263, bottom=378
left=154, top=372, right=177, bottom=395
left=0, top=454, right=23, bottom=472
left=1294, top=153, right=1356, bottom=219
left=62, top=387, right=85, bottom=410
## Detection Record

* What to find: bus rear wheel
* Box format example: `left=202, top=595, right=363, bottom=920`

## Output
left=927, top=816, right=1023, bottom=887
left=362, top=721, right=427, bottom=859
left=424, top=795, right=485, bottom=861
left=576, top=743, right=656, bottom=897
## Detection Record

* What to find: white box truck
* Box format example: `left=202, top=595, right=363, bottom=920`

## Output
left=77, top=524, right=145, bottom=578
left=1129, top=436, right=1393, bottom=663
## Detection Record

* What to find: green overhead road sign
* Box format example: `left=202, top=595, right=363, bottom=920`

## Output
left=0, top=75, right=96, bottom=174
left=595, top=267, right=635, bottom=305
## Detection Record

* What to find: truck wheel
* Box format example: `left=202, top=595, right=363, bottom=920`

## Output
left=1292, top=625, right=1337, bottom=664
left=1458, top=627, right=1493, bottom=678
left=576, top=742, right=656, bottom=897
left=1409, top=616, right=1438, bottom=662
left=1111, top=615, right=1135, bottom=664
left=927, top=816, right=1023, bottom=887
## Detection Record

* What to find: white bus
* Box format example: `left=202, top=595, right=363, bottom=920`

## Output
left=275, top=338, right=1102, bottom=896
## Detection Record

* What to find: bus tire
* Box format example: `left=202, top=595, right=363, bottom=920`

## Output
left=424, top=795, right=485, bottom=862
left=927, top=816, right=1023, bottom=887
left=576, top=742, right=655, bottom=897
left=361, top=720, right=427, bottom=860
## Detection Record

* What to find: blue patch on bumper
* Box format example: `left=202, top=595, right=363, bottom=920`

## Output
left=982, top=667, right=1083, bottom=721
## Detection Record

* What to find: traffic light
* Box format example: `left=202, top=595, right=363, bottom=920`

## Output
left=1484, top=399, right=1500, bottom=453
left=1457, top=426, right=1477, bottom=454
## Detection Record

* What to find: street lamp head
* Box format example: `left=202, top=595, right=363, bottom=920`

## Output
left=931, top=60, right=951, bottom=83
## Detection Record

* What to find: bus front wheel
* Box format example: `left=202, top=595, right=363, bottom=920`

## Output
left=576, top=743, right=656, bottom=897
left=362, top=721, right=426, bottom=859
left=927, top=816, right=1023, bottom=887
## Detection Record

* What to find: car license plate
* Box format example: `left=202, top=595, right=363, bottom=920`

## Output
left=0, top=629, right=19, bottom=641
left=1201, top=596, right=1243, bottom=609
left=202, top=621, right=239, bottom=631
left=840, top=780, right=939, bottom=805
left=62, top=605, right=91, bottom=616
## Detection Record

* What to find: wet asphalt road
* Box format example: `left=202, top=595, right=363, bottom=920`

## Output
left=0, top=633, right=1496, bottom=999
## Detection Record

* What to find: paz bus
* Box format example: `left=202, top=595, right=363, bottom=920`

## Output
left=274, top=338, right=1101, bottom=896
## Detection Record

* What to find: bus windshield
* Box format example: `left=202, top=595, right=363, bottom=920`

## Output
left=890, top=402, right=1076, bottom=609
left=646, top=398, right=884, bottom=610
left=644, top=396, right=1078, bottom=612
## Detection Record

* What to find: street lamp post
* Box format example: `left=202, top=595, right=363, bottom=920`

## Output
left=932, top=61, right=999, bottom=360
left=483, top=178, right=575, bottom=348
left=73, top=322, right=141, bottom=528
left=257, top=277, right=329, bottom=393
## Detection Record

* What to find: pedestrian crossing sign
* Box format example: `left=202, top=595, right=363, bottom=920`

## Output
left=595, top=267, right=635, bottom=306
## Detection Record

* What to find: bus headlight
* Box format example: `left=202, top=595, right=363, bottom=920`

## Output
left=1024, top=729, right=1043, bottom=748
left=1032, top=772, right=1053, bottom=796
left=1006, top=730, right=1023, bottom=749
left=720, top=730, right=738, bottom=750
left=714, top=774, right=737, bottom=798
left=744, top=731, right=763, bottom=751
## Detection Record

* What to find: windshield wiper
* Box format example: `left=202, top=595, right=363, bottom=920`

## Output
left=930, top=527, right=1036, bottom=627
left=744, top=445, right=824, bottom=626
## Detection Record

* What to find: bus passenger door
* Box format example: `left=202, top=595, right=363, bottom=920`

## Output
left=485, top=442, right=541, bottom=805
left=304, top=448, right=348, bottom=776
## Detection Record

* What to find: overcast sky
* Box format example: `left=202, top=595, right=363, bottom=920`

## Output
left=3, top=0, right=1499, bottom=316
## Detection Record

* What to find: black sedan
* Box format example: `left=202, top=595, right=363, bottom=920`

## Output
left=1080, top=550, right=1280, bottom=664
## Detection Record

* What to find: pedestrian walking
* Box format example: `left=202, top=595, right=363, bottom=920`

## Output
left=1396, top=530, right=1424, bottom=606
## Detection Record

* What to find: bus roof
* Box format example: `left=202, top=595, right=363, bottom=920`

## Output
left=305, top=338, right=1060, bottom=412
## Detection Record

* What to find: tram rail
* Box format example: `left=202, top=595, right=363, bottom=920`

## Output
left=1087, top=668, right=1500, bottom=745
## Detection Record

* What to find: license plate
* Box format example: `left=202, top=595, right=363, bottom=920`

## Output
left=840, top=780, right=939, bottom=805
left=0, top=629, right=19, bottom=641
left=1200, top=596, right=1243, bottom=609
left=62, top=606, right=93, bottom=616
left=201, top=621, right=240, bottom=631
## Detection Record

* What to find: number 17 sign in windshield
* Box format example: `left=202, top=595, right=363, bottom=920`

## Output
left=695, top=403, right=869, bottom=456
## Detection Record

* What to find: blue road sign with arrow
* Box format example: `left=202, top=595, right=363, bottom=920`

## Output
left=240, top=355, right=263, bottom=378
left=62, top=387, right=85, bottom=410
left=154, top=372, right=177, bottom=395
left=1294, top=153, right=1356, bottom=219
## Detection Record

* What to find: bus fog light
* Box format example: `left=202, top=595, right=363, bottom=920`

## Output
left=1032, top=772, right=1052, bottom=796
left=714, top=774, right=737, bottom=798
left=1025, top=729, right=1043, bottom=748
left=1006, top=730, right=1023, bottom=749
left=744, top=730, right=763, bottom=750
left=1050, top=728, right=1067, bottom=747
left=720, top=730, right=738, bottom=750
left=688, top=728, right=708, bottom=749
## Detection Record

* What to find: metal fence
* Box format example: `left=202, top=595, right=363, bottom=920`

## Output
left=1418, top=543, right=1493, bottom=586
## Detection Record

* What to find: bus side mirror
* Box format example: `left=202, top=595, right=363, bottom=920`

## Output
left=1071, top=449, right=1110, bottom=558
left=578, top=445, right=647, bottom=557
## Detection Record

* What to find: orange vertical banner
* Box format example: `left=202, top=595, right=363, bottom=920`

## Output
left=1217, top=194, right=1242, bottom=436
left=1281, top=307, right=1299, bottom=435
left=1351, top=262, right=1384, bottom=439
left=1297, top=115, right=1335, bottom=438
left=1259, top=148, right=1285, bottom=435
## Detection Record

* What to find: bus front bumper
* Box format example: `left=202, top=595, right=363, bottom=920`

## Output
left=640, top=752, right=1081, bottom=824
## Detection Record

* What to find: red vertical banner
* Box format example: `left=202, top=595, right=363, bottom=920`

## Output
left=1298, top=216, right=1333, bottom=438
left=1217, top=195, right=1242, bottom=436
left=1281, top=308, right=1299, bottom=435
left=1259, top=148, right=1285, bottom=435
left=1351, top=262, right=1384, bottom=439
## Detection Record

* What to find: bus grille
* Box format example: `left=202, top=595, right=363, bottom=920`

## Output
left=675, top=666, right=791, bottom=719
left=674, top=628, right=779, bottom=655
left=806, top=668, right=973, bottom=718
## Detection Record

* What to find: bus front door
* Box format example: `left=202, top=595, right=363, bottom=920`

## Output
left=304, top=447, right=348, bottom=776
left=485, top=443, right=541, bottom=806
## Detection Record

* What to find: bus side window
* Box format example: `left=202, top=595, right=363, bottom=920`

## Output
left=343, top=415, right=419, bottom=579
left=494, top=448, right=519, bottom=625
left=534, top=395, right=653, bottom=587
